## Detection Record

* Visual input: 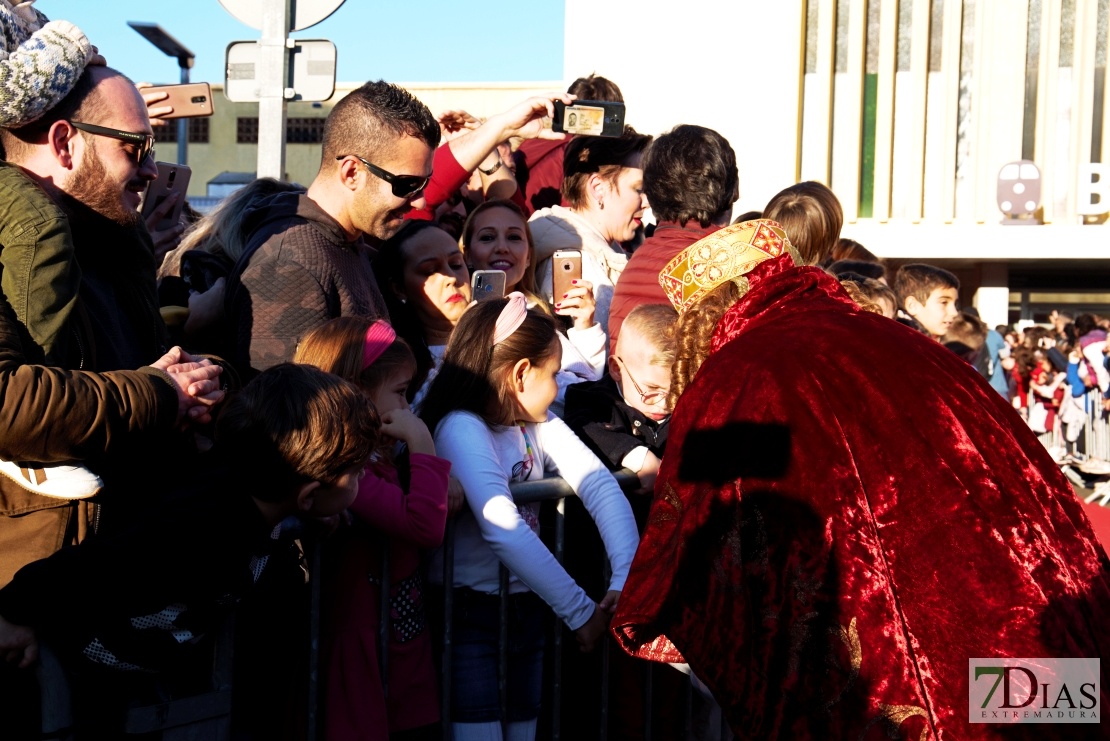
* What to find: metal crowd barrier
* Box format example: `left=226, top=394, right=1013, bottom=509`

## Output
left=428, top=469, right=732, bottom=741
left=38, top=470, right=732, bottom=740
left=1082, top=390, right=1110, bottom=464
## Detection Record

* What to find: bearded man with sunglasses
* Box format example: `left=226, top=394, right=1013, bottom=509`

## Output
left=225, top=79, right=439, bottom=376
left=0, top=66, right=223, bottom=590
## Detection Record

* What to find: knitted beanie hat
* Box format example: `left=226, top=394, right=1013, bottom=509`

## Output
left=0, top=1, right=91, bottom=128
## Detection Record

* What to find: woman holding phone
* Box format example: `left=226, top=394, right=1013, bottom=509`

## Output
left=528, top=128, right=652, bottom=335
left=462, top=200, right=605, bottom=415
left=373, top=221, right=472, bottom=407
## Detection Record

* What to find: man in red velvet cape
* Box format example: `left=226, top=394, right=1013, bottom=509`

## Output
left=611, top=220, right=1110, bottom=739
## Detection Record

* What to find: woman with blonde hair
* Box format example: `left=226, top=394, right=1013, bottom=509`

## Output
left=461, top=200, right=605, bottom=414
left=157, top=178, right=302, bottom=352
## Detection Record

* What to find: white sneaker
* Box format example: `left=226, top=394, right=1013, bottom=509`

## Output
left=0, top=459, right=103, bottom=499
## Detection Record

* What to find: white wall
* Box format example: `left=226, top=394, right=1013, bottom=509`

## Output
left=564, top=0, right=805, bottom=218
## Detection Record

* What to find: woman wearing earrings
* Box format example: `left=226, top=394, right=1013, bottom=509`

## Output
left=528, top=129, right=651, bottom=335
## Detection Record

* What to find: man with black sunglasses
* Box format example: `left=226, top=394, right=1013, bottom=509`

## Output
left=226, top=79, right=440, bottom=376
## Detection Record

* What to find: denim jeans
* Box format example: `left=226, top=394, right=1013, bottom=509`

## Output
left=449, top=588, right=547, bottom=723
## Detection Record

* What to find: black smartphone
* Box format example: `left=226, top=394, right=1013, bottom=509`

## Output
left=552, top=100, right=626, bottom=137
left=141, top=162, right=191, bottom=231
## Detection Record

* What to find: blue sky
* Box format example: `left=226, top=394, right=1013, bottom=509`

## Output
left=49, top=1, right=565, bottom=86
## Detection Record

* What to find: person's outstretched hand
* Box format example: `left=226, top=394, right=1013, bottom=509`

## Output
left=575, top=604, right=610, bottom=653
left=491, top=93, right=575, bottom=142
left=144, top=190, right=186, bottom=267
left=554, top=279, right=597, bottom=331
left=135, top=82, right=173, bottom=122
left=598, top=589, right=621, bottom=615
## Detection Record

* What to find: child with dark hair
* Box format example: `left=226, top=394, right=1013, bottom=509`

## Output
left=421, top=293, right=638, bottom=741
left=0, top=363, right=377, bottom=733
left=840, top=276, right=896, bottom=318
left=892, top=263, right=960, bottom=339
left=941, top=311, right=987, bottom=367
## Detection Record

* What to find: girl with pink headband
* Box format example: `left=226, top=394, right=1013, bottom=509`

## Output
left=420, top=294, right=638, bottom=741
left=295, top=317, right=453, bottom=741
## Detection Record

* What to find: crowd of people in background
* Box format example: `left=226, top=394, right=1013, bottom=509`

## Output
left=0, top=4, right=1106, bottom=740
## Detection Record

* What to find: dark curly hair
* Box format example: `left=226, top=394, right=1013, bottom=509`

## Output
left=642, top=125, right=739, bottom=227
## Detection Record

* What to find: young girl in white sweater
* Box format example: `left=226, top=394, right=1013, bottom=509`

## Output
left=421, top=293, right=638, bottom=741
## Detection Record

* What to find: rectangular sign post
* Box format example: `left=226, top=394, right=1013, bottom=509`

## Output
left=256, top=0, right=292, bottom=180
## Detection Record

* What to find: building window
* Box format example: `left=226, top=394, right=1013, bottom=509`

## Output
left=237, top=117, right=259, bottom=144
left=235, top=117, right=325, bottom=144
left=153, top=118, right=210, bottom=144
left=286, top=118, right=326, bottom=144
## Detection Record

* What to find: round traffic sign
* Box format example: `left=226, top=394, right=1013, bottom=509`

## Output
left=218, top=0, right=345, bottom=32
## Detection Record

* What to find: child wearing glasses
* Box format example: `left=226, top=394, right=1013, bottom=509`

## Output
left=561, top=304, right=684, bottom=738
left=420, top=293, right=638, bottom=741
left=565, top=303, right=677, bottom=497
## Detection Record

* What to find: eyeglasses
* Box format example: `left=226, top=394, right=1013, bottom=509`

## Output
left=614, top=356, right=668, bottom=407
left=70, top=121, right=155, bottom=165
left=336, top=154, right=430, bottom=199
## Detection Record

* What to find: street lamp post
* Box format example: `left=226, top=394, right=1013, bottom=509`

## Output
left=127, top=22, right=195, bottom=165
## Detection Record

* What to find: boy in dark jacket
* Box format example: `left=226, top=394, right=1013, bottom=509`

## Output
left=563, top=303, right=687, bottom=739
left=566, top=303, right=677, bottom=497
left=0, top=364, right=377, bottom=733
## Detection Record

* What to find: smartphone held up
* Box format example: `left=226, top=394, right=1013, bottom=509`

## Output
left=552, top=100, right=625, bottom=137
left=551, top=250, right=582, bottom=301
left=143, top=82, right=214, bottom=119
left=472, top=270, right=507, bottom=303
left=141, top=163, right=191, bottom=231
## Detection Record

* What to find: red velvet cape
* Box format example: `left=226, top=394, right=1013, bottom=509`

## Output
left=612, top=265, right=1110, bottom=739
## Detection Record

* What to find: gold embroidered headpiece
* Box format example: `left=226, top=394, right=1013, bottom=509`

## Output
left=658, top=219, right=800, bottom=313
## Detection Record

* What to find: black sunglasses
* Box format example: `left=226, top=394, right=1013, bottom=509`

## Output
left=336, top=154, right=429, bottom=199
left=70, top=121, right=155, bottom=165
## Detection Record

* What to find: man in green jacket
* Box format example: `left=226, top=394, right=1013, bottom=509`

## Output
left=0, top=64, right=224, bottom=582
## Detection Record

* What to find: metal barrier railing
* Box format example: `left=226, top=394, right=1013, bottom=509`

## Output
left=1082, top=390, right=1110, bottom=464
left=436, top=471, right=636, bottom=741
left=429, top=469, right=732, bottom=741
left=37, top=469, right=730, bottom=740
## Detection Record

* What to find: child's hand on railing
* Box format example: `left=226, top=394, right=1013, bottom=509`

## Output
left=599, top=589, right=621, bottom=615
left=575, top=604, right=610, bottom=653
left=447, top=476, right=466, bottom=517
